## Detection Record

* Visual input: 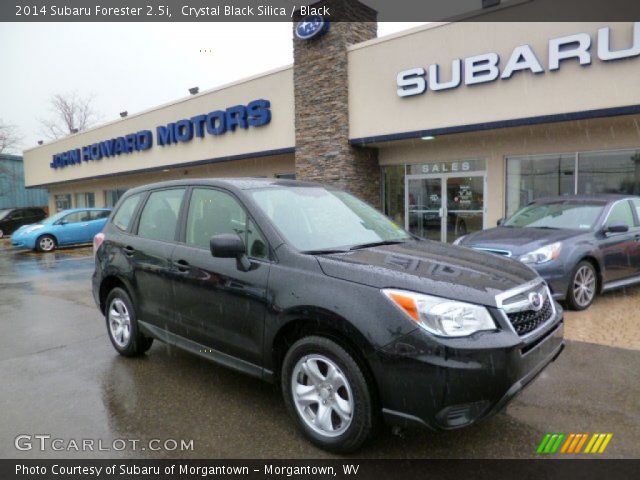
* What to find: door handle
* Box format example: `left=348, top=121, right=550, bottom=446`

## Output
left=123, top=246, right=135, bottom=256
left=174, top=259, right=190, bottom=273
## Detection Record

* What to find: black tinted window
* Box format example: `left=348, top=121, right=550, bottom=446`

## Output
left=112, top=194, right=142, bottom=232
left=138, top=189, right=185, bottom=242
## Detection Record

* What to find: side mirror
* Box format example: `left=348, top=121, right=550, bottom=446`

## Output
left=604, top=222, right=629, bottom=234
left=58, top=219, right=68, bottom=226
left=497, top=217, right=506, bottom=226
left=210, top=234, right=251, bottom=271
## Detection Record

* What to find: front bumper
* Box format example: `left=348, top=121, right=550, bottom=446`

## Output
left=10, top=235, right=36, bottom=249
left=371, top=306, right=564, bottom=430
left=531, top=263, right=572, bottom=300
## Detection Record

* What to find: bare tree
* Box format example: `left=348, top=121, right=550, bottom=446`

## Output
left=40, top=91, right=100, bottom=139
left=0, top=120, right=22, bottom=154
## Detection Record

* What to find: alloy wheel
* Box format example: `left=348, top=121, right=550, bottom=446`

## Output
left=291, top=354, right=354, bottom=438
left=39, top=236, right=55, bottom=252
left=108, top=298, right=132, bottom=348
left=573, top=265, right=596, bottom=308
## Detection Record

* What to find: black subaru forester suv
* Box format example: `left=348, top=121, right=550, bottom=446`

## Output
left=92, top=178, right=564, bottom=452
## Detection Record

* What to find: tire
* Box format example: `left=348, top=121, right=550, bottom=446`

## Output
left=566, top=260, right=598, bottom=311
left=105, top=287, right=153, bottom=357
left=36, top=234, right=57, bottom=252
left=281, top=336, right=374, bottom=453
left=0, top=229, right=4, bottom=238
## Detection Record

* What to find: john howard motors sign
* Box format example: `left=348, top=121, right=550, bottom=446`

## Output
left=49, top=99, right=271, bottom=169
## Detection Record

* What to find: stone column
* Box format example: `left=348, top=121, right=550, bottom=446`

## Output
left=293, top=0, right=380, bottom=207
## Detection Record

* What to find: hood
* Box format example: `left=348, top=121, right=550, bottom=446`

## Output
left=315, top=240, right=539, bottom=307
left=12, top=223, right=41, bottom=236
left=460, top=227, right=585, bottom=256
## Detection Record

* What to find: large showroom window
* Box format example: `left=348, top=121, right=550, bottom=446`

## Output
left=54, top=194, right=71, bottom=212
left=74, top=192, right=95, bottom=208
left=104, top=189, right=128, bottom=207
left=506, top=148, right=640, bottom=217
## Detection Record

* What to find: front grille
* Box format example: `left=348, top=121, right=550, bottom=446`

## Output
left=507, top=297, right=553, bottom=336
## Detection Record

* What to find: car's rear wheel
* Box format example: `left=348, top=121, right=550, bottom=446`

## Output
left=281, top=336, right=374, bottom=453
left=566, top=260, right=598, bottom=310
left=36, top=235, right=57, bottom=252
left=105, top=287, right=153, bottom=357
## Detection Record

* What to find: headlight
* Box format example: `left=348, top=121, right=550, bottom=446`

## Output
left=519, top=242, right=561, bottom=264
left=452, top=235, right=467, bottom=246
left=382, top=289, right=496, bottom=337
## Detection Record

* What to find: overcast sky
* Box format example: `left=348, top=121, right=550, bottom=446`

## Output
left=0, top=22, right=425, bottom=153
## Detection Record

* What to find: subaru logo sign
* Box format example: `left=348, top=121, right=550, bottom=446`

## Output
left=295, top=16, right=329, bottom=41
left=528, top=292, right=544, bottom=312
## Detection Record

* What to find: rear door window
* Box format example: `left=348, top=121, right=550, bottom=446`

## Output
left=137, top=189, right=185, bottom=242
left=89, top=210, right=110, bottom=221
left=112, top=194, right=142, bottom=232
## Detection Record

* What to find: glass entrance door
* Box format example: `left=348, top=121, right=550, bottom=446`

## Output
left=407, top=177, right=443, bottom=241
left=445, top=176, right=485, bottom=244
left=406, top=174, right=485, bottom=242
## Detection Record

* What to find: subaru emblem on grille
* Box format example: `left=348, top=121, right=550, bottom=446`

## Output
left=528, top=292, right=544, bottom=312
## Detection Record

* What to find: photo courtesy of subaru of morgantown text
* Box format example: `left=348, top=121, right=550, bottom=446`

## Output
left=1, top=0, right=639, bottom=477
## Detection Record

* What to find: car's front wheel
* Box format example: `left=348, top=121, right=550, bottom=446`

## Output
left=105, top=287, right=153, bottom=357
left=281, top=336, right=374, bottom=453
left=36, top=234, right=57, bottom=252
left=566, top=260, right=598, bottom=310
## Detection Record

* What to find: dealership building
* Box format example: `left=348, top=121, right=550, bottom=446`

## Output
left=23, top=13, right=640, bottom=242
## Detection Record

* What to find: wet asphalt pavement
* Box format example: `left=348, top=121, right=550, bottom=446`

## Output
left=0, top=241, right=638, bottom=459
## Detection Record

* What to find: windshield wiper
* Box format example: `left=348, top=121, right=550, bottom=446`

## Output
left=349, top=239, right=409, bottom=250
left=301, top=248, right=350, bottom=255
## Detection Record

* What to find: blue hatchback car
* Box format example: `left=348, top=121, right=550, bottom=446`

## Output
left=11, top=208, right=112, bottom=252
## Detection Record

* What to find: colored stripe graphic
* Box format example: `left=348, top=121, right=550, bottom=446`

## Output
left=585, top=433, right=613, bottom=454
left=538, top=433, right=613, bottom=454
left=537, top=433, right=565, bottom=454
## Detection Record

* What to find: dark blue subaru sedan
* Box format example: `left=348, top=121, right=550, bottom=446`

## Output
left=456, top=195, right=640, bottom=310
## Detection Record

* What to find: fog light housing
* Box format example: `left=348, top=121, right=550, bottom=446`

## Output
left=436, top=401, right=490, bottom=428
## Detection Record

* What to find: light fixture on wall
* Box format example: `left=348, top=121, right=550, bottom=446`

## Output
left=421, top=135, right=436, bottom=141
left=189, top=87, right=199, bottom=95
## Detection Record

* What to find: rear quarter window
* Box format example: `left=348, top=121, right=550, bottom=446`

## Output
left=112, top=194, right=142, bottom=232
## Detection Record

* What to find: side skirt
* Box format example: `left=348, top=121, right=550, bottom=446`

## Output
left=602, top=274, right=640, bottom=292
left=138, top=320, right=273, bottom=382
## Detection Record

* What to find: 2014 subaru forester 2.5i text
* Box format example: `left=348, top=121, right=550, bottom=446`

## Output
left=92, top=178, right=564, bottom=453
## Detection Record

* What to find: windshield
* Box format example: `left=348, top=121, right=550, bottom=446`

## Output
left=41, top=211, right=70, bottom=225
left=0, top=209, right=11, bottom=221
left=249, top=186, right=411, bottom=252
left=504, top=202, right=605, bottom=230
